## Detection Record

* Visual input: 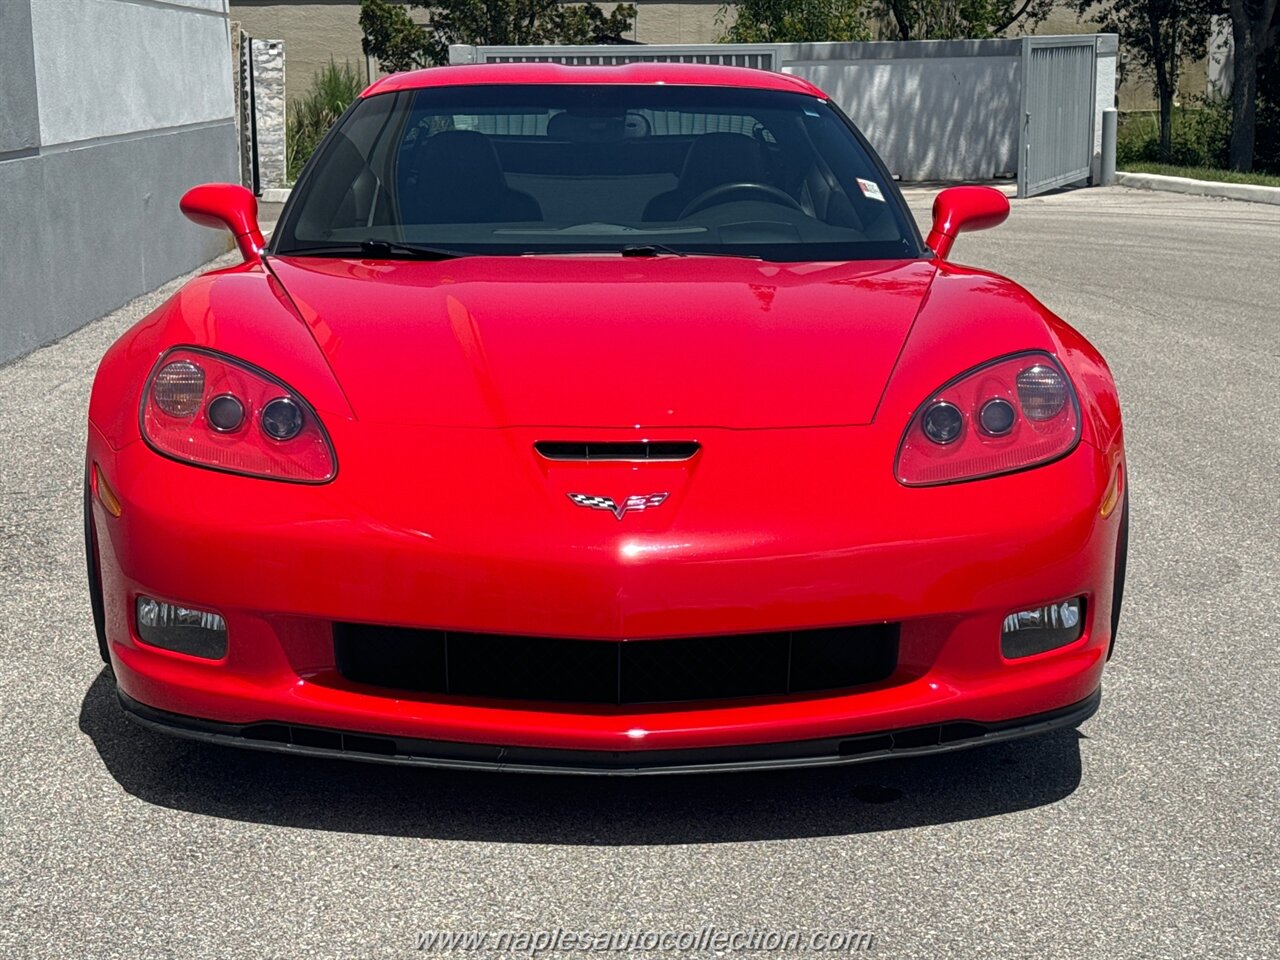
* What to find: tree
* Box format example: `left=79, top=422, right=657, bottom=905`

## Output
left=1075, top=0, right=1214, bottom=160
left=359, top=0, right=637, bottom=72
left=877, top=0, right=1055, bottom=39
left=720, top=0, right=1051, bottom=43
left=360, top=0, right=440, bottom=71
left=721, top=0, right=872, bottom=42
left=1226, top=0, right=1279, bottom=169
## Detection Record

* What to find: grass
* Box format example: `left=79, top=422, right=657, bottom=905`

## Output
left=286, top=59, right=364, bottom=183
left=1119, top=162, right=1280, bottom=188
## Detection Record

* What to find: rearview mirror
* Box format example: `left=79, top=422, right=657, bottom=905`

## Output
left=926, top=186, right=1010, bottom=260
left=180, top=183, right=265, bottom=264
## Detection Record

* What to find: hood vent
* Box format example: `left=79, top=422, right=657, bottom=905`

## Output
left=535, top=440, right=699, bottom=461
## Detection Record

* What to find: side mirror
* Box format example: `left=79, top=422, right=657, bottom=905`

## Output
left=926, top=186, right=1010, bottom=260
left=180, top=183, right=265, bottom=264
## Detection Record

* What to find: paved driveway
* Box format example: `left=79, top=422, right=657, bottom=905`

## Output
left=2, top=187, right=1278, bottom=959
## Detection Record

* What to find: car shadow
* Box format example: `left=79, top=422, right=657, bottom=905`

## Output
left=79, top=670, right=1084, bottom=844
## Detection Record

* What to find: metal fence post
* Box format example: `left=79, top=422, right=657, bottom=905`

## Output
left=1100, top=108, right=1117, bottom=185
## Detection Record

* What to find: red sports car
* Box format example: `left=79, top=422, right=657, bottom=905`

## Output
left=86, top=63, right=1127, bottom=774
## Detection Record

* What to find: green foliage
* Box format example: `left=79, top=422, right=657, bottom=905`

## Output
left=1075, top=0, right=1214, bottom=159
left=359, top=0, right=441, bottom=71
left=286, top=59, right=365, bottom=183
left=1115, top=102, right=1231, bottom=167
left=720, top=0, right=872, bottom=42
left=720, top=0, right=1051, bottom=43
left=359, top=0, right=637, bottom=73
left=1119, top=161, right=1280, bottom=185
left=877, top=0, right=1055, bottom=40
left=549, top=3, right=640, bottom=44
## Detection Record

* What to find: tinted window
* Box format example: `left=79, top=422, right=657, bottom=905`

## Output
left=275, top=84, right=923, bottom=263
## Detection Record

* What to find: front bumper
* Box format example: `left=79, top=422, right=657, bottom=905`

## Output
left=119, top=687, right=1101, bottom=775
left=89, top=421, right=1122, bottom=761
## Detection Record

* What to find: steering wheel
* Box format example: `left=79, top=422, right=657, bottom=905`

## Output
left=678, top=182, right=803, bottom=219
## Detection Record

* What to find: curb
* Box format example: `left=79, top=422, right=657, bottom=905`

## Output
left=1114, top=171, right=1280, bottom=205
left=260, top=188, right=292, bottom=204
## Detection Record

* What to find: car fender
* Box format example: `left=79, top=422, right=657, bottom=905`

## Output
left=88, top=262, right=354, bottom=450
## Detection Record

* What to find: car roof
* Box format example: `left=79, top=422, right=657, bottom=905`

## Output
left=362, top=62, right=826, bottom=98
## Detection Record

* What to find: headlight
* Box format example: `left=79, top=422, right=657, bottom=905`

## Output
left=895, top=351, right=1080, bottom=486
left=141, top=347, right=336, bottom=482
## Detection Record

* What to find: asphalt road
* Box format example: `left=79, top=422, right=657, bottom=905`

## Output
left=2, top=187, right=1278, bottom=959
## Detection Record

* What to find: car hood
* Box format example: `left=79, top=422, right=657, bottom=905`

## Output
left=267, top=255, right=937, bottom=429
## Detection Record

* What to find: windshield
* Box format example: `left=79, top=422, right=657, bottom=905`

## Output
left=273, top=83, right=924, bottom=263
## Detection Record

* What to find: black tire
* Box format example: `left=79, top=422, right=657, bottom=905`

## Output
left=84, top=473, right=110, bottom=666
left=1107, top=490, right=1129, bottom=660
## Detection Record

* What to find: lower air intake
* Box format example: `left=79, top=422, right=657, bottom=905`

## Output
left=334, top=622, right=899, bottom=705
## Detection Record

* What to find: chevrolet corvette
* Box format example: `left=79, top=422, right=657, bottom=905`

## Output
left=86, top=63, right=1127, bottom=774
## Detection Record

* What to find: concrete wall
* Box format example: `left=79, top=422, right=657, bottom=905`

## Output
left=630, top=1, right=724, bottom=44
left=232, top=0, right=376, bottom=97
left=229, top=0, right=723, bottom=98
left=0, top=0, right=239, bottom=365
left=228, top=0, right=1194, bottom=112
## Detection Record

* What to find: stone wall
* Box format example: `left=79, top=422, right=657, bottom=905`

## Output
left=248, top=37, right=288, bottom=191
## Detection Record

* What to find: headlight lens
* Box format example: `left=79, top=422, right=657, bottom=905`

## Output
left=896, top=352, right=1080, bottom=486
left=141, top=347, right=336, bottom=482
left=921, top=401, right=964, bottom=444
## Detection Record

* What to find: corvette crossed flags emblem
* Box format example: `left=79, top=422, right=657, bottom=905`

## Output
left=567, top=492, right=669, bottom=520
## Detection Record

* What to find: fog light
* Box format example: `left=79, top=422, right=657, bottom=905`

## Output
left=136, top=596, right=227, bottom=659
left=1001, top=598, right=1084, bottom=659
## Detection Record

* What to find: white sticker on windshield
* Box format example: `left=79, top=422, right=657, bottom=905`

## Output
left=856, top=178, right=886, bottom=202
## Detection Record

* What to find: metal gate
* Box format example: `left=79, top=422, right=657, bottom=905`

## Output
left=449, top=43, right=784, bottom=71
left=448, top=39, right=1105, bottom=193
left=1017, top=36, right=1098, bottom=198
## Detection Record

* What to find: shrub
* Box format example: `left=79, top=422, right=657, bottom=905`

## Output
left=286, top=59, right=365, bottom=183
left=1115, top=99, right=1231, bottom=168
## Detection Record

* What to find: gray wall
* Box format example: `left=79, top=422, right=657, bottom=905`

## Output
left=782, top=38, right=1118, bottom=185
left=0, top=0, right=239, bottom=366
left=456, top=37, right=1117, bottom=185
left=782, top=40, right=1024, bottom=182
left=783, top=38, right=1118, bottom=187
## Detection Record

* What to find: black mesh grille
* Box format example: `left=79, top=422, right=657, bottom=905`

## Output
left=334, top=622, right=898, bottom=705
left=534, top=441, right=700, bottom=461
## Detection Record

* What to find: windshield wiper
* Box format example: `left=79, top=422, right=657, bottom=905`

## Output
left=359, top=239, right=466, bottom=260
left=275, top=240, right=467, bottom=260
left=619, top=244, right=762, bottom=260
left=621, top=243, right=688, bottom=257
